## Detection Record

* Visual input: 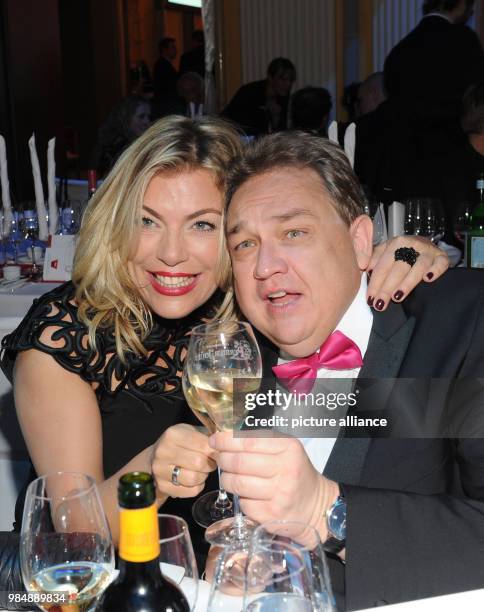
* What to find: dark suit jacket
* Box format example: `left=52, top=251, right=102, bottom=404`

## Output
left=221, top=79, right=290, bottom=136
left=153, top=56, right=179, bottom=101
left=255, top=268, right=484, bottom=610
left=358, top=16, right=483, bottom=202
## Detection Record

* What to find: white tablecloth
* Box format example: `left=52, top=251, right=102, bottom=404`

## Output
left=0, top=282, right=61, bottom=530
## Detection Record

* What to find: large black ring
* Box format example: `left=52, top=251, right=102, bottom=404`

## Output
left=394, top=246, right=420, bottom=267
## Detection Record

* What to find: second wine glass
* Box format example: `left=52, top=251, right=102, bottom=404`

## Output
left=20, top=471, right=114, bottom=612
left=185, top=320, right=262, bottom=547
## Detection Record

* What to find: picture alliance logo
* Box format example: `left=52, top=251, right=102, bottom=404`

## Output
left=197, top=339, right=253, bottom=361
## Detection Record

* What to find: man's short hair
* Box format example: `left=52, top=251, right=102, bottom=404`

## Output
left=291, top=87, right=333, bottom=131
left=159, top=37, right=175, bottom=52
left=267, top=57, right=296, bottom=81
left=461, top=80, right=484, bottom=135
left=423, top=0, right=473, bottom=14
left=225, top=131, right=366, bottom=226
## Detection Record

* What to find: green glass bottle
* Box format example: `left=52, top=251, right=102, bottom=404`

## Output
left=96, top=472, right=189, bottom=612
left=466, top=172, right=484, bottom=268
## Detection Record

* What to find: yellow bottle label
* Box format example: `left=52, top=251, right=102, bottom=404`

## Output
left=119, top=504, right=160, bottom=562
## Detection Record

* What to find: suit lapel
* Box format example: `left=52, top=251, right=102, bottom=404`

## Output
left=324, top=303, right=416, bottom=484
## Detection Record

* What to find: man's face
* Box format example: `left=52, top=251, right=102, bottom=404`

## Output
left=227, top=167, right=373, bottom=357
left=269, top=70, right=295, bottom=97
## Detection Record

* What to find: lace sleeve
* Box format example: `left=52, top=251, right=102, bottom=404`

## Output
left=0, top=282, right=221, bottom=410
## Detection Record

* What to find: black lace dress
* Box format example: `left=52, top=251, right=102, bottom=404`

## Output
left=0, top=281, right=220, bottom=561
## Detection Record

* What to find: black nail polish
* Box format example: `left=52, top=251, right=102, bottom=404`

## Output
left=426, top=272, right=434, bottom=280
left=394, top=290, right=404, bottom=301
left=375, top=299, right=385, bottom=311
left=367, top=296, right=374, bottom=307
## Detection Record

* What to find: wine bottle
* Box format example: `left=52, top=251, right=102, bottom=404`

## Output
left=466, top=172, right=484, bottom=268
left=96, top=472, right=189, bottom=611
left=87, top=169, right=97, bottom=200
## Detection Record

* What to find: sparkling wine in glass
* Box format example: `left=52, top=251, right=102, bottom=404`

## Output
left=183, top=367, right=234, bottom=527
left=20, top=471, right=115, bottom=611
left=185, top=321, right=262, bottom=547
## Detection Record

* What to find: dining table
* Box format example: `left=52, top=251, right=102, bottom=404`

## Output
left=4, top=583, right=484, bottom=611
left=0, top=281, right=62, bottom=531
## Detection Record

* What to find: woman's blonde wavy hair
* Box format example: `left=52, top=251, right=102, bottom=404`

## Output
left=73, top=115, right=241, bottom=360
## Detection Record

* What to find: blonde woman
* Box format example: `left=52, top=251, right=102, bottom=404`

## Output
left=1, top=116, right=447, bottom=559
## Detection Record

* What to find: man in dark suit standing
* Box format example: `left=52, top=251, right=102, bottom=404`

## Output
left=153, top=37, right=180, bottom=117
left=222, top=58, right=296, bottom=136
left=209, top=131, right=484, bottom=609
left=357, top=0, right=483, bottom=202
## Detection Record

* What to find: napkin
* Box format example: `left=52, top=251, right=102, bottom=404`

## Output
left=388, top=201, right=405, bottom=238
left=328, top=120, right=339, bottom=145
left=0, top=135, right=13, bottom=237
left=47, top=138, right=58, bottom=236
left=28, top=133, right=49, bottom=240
left=344, top=122, right=356, bottom=169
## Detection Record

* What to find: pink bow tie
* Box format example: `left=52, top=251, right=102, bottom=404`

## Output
left=272, top=330, right=363, bottom=394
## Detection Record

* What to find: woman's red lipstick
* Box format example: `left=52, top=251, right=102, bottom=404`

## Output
left=149, top=271, right=198, bottom=296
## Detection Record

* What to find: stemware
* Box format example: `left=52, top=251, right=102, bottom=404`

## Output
left=19, top=209, right=41, bottom=279
left=253, top=521, right=335, bottom=612
left=207, top=538, right=316, bottom=611
left=185, top=320, right=262, bottom=547
left=20, top=471, right=115, bottom=611
left=182, top=367, right=234, bottom=527
left=403, top=197, right=445, bottom=243
left=453, top=200, right=473, bottom=241
left=57, top=199, right=82, bottom=235
left=158, top=514, right=199, bottom=611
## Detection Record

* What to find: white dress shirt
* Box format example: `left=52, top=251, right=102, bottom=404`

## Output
left=276, top=274, right=373, bottom=472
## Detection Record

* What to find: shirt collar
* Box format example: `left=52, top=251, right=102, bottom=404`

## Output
left=423, top=12, right=452, bottom=23
left=334, top=273, right=373, bottom=359
left=279, top=273, right=373, bottom=361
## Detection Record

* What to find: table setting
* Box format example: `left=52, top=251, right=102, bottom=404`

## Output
left=0, top=132, right=80, bottom=292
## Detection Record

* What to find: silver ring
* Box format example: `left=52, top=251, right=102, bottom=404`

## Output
left=171, top=465, right=181, bottom=486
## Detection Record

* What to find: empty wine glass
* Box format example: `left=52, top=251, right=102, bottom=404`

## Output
left=404, top=197, right=445, bottom=243
left=182, top=367, right=234, bottom=527
left=253, top=521, right=335, bottom=612
left=20, top=471, right=115, bottom=611
left=158, top=514, right=199, bottom=610
left=453, top=200, right=473, bottom=243
left=19, top=209, right=41, bottom=279
left=208, top=538, right=316, bottom=611
left=185, top=321, right=262, bottom=547
left=57, top=199, right=82, bottom=235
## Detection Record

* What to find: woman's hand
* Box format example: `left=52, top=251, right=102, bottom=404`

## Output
left=367, top=236, right=450, bottom=311
left=151, top=423, right=217, bottom=503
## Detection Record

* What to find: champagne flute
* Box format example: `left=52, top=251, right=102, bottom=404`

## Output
left=20, top=471, right=115, bottom=611
left=182, top=367, right=234, bottom=527
left=185, top=320, right=262, bottom=547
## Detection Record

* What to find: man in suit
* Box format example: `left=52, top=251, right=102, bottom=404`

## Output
left=222, top=57, right=296, bottom=136
left=209, top=131, right=484, bottom=609
left=153, top=37, right=179, bottom=118
left=358, top=0, right=483, bottom=202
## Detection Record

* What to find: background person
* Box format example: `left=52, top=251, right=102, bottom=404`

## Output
left=91, top=95, right=152, bottom=178
left=222, top=57, right=296, bottom=136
